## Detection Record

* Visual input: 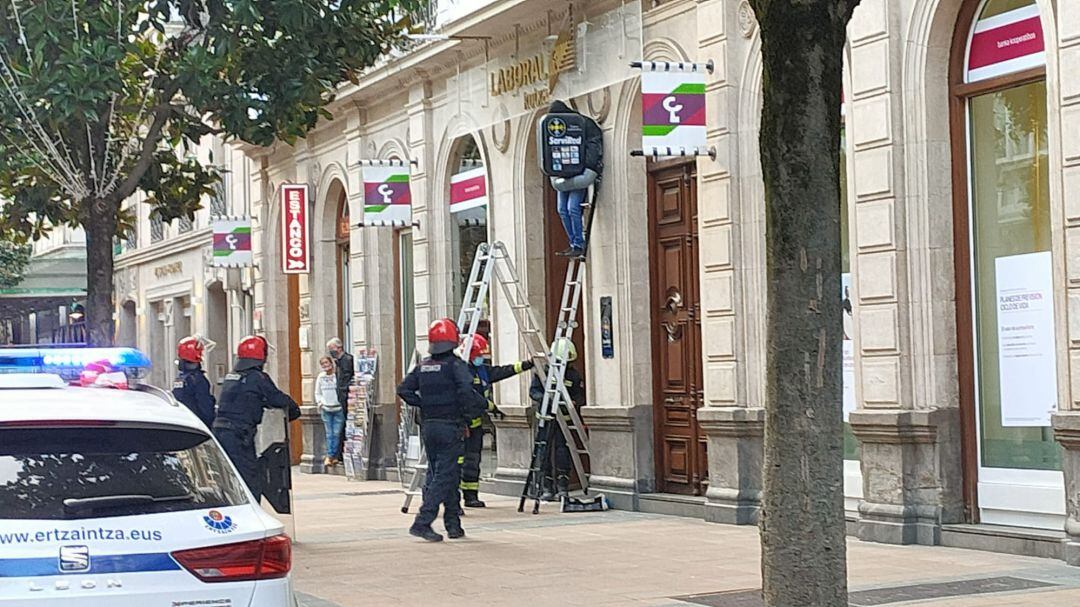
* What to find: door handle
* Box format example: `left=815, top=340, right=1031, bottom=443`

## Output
left=665, top=290, right=683, bottom=315
left=662, top=321, right=683, bottom=342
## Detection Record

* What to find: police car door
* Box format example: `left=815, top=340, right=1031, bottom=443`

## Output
left=255, top=408, right=293, bottom=517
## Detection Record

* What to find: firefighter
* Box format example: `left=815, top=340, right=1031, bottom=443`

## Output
left=461, top=334, right=534, bottom=508
left=397, top=319, right=487, bottom=542
left=213, top=335, right=301, bottom=500
left=172, top=336, right=217, bottom=428
left=530, top=337, right=585, bottom=501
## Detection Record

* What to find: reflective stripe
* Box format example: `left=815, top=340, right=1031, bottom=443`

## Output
left=459, top=481, right=480, bottom=491
left=470, top=417, right=483, bottom=428
left=513, top=362, right=523, bottom=373
left=457, top=456, right=465, bottom=464
left=0, top=552, right=180, bottom=578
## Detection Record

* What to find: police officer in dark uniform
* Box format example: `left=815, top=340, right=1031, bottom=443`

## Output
left=530, top=338, right=585, bottom=501
left=397, top=319, right=486, bottom=542
left=213, top=335, right=301, bottom=500
left=172, top=336, right=216, bottom=428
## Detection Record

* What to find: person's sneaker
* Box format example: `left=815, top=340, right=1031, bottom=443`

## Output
left=540, top=490, right=557, bottom=503
left=409, top=526, right=444, bottom=542
left=569, top=247, right=586, bottom=260
left=446, top=527, right=466, bottom=539
left=555, top=247, right=576, bottom=257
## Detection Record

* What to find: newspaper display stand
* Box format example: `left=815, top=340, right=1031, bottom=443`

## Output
left=344, top=350, right=378, bottom=480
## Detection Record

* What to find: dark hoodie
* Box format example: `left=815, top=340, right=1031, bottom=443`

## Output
left=547, top=100, right=604, bottom=174
left=173, top=359, right=216, bottom=428
left=214, top=358, right=301, bottom=429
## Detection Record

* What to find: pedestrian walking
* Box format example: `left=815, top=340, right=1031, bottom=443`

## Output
left=462, top=334, right=533, bottom=508
left=213, top=335, right=301, bottom=500
left=316, top=356, right=345, bottom=470
left=397, top=319, right=486, bottom=542
left=530, top=337, right=585, bottom=501
left=172, top=335, right=216, bottom=428
left=327, top=338, right=354, bottom=460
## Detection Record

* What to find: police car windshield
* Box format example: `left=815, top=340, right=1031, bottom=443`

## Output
left=0, top=426, right=247, bottom=520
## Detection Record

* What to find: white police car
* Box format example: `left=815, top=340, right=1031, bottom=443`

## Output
left=0, top=347, right=294, bottom=606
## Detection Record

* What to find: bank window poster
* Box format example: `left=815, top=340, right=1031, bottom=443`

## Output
left=362, top=165, right=412, bottom=226
left=211, top=217, right=252, bottom=268
left=995, top=251, right=1057, bottom=427
left=842, top=273, right=855, bottom=422
left=641, top=64, right=707, bottom=156
left=450, top=166, right=488, bottom=225
left=965, top=2, right=1045, bottom=84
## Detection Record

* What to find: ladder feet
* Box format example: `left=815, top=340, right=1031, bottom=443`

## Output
left=401, top=506, right=409, bottom=514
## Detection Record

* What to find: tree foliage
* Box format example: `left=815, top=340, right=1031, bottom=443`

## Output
left=0, top=238, right=31, bottom=288
left=0, top=0, right=421, bottom=343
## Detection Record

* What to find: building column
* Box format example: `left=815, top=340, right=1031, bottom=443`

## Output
left=1052, top=0, right=1080, bottom=566
left=846, top=0, right=963, bottom=545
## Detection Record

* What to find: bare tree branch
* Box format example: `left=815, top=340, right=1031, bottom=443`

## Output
left=108, top=83, right=180, bottom=205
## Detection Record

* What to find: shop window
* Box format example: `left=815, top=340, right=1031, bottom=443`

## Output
left=448, top=136, right=489, bottom=318
left=399, top=230, right=417, bottom=371
left=840, top=121, right=859, bottom=461
left=954, top=0, right=1058, bottom=472
left=336, top=191, right=352, bottom=350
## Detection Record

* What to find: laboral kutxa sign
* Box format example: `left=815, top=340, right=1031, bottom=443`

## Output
left=280, top=184, right=311, bottom=274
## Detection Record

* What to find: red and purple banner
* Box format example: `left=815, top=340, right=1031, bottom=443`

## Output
left=450, top=166, right=488, bottom=214
left=641, top=64, right=707, bottom=156
left=280, top=184, right=311, bottom=274
left=362, top=165, right=412, bottom=226
left=966, top=3, right=1044, bottom=83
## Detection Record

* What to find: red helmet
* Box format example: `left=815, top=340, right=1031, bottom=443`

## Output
left=469, top=335, right=490, bottom=361
left=177, top=336, right=204, bottom=363
left=237, top=335, right=268, bottom=361
left=428, top=319, right=459, bottom=355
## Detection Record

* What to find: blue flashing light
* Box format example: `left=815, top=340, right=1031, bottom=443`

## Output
left=0, top=347, right=152, bottom=380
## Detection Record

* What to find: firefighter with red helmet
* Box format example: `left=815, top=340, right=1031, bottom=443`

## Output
left=397, top=319, right=486, bottom=542
left=172, top=336, right=216, bottom=428
left=213, top=335, right=301, bottom=500
left=461, top=334, right=534, bottom=508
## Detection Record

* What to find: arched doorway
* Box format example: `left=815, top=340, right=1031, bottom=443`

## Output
left=335, top=189, right=352, bottom=351
left=950, top=0, right=1060, bottom=528
left=448, top=135, right=488, bottom=319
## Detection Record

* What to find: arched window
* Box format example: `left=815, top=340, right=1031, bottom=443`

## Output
left=448, top=136, right=489, bottom=315
left=336, top=189, right=352, bottom=351
left=951, top=0, right=1058, bottom=524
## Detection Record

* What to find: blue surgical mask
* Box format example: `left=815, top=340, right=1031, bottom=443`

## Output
left=472, top=357, right=485, bottom=366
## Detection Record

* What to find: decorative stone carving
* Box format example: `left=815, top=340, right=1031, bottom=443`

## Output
left=492, top=106, right=511, bottom=154
left=738, top=1, right=757, bottom=39
left=586, top=88, right=612, bottom=125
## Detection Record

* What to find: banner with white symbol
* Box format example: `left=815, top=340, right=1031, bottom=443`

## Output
left=640, top=62, right=707, bottom=156
left=211, top=217, right=252, bottom=268
left=362, top=165, right=413, bottom=226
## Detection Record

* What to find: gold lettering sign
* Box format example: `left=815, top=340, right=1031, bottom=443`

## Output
left=153, top=261, right=183, bottom=279
left=489, top=28, right=576, bottom=99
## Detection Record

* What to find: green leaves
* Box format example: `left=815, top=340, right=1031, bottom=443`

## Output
left=0, top=240, right=32, bottom=289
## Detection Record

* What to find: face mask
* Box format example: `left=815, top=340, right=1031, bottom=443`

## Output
left=472, top=357, right=485, bottom=366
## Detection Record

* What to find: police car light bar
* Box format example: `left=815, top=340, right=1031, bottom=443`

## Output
left=0, top=347, right=152, bottom=382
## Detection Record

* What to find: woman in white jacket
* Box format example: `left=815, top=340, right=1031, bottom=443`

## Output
left=315, top=356, right=345, bottom=468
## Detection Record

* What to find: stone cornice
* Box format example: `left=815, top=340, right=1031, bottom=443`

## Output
left=1053, top=412, right=1080, bottom=450
left=848, top=409, right=954, bottom=445
left=581, top=405, right=650, bottom=433
left=698, top=407, right=765, bottom=438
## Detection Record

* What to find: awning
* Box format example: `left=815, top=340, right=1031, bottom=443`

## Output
left=0, top=250, right=86, bottom=318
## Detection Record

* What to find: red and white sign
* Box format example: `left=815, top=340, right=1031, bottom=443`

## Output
left=966, top=4, right=1044, bottom=83
left=449, top=166, right=488, bottom=214
left=280, top=184, right=311, bottom=274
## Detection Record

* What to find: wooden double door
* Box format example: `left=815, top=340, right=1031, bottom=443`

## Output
left=649, top=162, right=706, bottom=495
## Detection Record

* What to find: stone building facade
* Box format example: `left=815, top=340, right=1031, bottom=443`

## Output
left=224, top=0, right=1080, bottom=563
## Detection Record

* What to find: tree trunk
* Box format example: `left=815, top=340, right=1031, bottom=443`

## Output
left=750, top=1, right=858, bottom=605
left=83, top=201, right=119, bottom=347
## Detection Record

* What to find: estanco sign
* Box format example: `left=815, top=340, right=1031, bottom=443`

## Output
left=280, top=184, right=311, bottom=274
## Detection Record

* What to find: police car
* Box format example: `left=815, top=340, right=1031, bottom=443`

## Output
left=0, top=347, right=294, bottom=606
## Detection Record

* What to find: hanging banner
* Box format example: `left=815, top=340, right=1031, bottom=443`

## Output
left=280, top=184, right=311, bottom=274
left=362, top=165, right=412, bottom=226
left=640, top=62, right=708, bottom=156
left=450, top=166, right=488, bottom=214
left=211, top=217, right=253, bottom=268
left=995, top=251, right=1057, bottom=427
left=966, top=3, right=1045, bottom=83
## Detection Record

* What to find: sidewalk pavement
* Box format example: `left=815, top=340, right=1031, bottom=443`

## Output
left=287, top=473, right=1080, bottom=607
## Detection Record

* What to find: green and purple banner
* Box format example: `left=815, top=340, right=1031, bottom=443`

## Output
left=363, top=165, right=412, bottom=226
left=211, top=217, right=253, bottom=268
left=641, top=63, right=707, bottom=155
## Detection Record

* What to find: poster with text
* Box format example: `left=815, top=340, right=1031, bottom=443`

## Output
left=363, top=165, right=412, bottom=226
left=842, top=273, right=855, bottom=422
left=996, top=251, right=1057, bottom=427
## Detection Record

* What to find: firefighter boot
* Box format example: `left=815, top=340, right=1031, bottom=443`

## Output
left=556, top=475, right=571, bottom=500
left=409, top=525, right=444, bottom=542
left=540, top=477, right=557, bottom=502
left=463, top=490, right=486, bottom=508
left=446, top=524, right=466, bottom=540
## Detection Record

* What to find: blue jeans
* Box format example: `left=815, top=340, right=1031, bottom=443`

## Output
left=556, top=188, right=587, bottom=250
left=320, top=408, right=345, bottom=460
